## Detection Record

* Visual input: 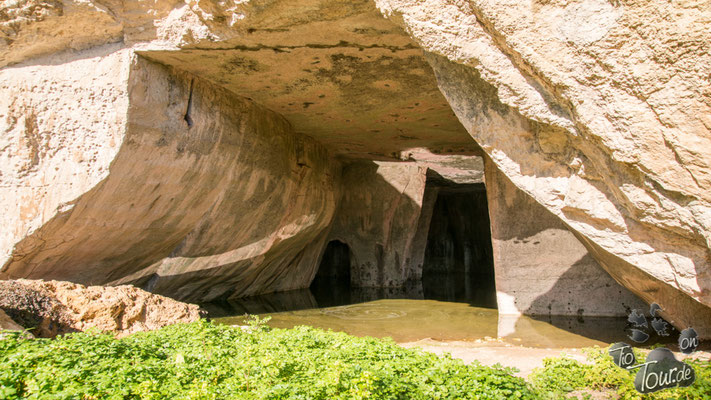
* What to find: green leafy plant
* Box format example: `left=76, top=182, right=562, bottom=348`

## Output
left=530, top=345, right=711, bottom=399
left=0, top=321, right=539, bottom=399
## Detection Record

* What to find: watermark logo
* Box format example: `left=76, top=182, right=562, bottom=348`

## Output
left=626, top=302, right=671, bottom=343
left=634, top=348, right=695, bottom=394
left=679, top=328, right=699, bottom=354
left=608, top=303, right=700, bottom=394
left=609, top=342, right=637, bottom=369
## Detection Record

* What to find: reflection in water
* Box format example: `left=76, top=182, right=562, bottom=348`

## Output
left=422, top=271, right=497, bottom=309
left=422, top=184, right=497, bottom=309
left=204, top=267, right=496, bottom=318
left=211, top=297, right=641, bottom=348
left=203, top=276, right=661, bottom=348
left=203, top=183, right=678, bottom=349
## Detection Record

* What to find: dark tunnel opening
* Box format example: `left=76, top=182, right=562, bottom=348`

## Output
left=310, top=240, right=353, bottom=306
left=422, top=180, right=497, bottom=308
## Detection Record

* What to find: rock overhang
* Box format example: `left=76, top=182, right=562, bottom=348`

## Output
left=2, top=0, right=710, bottom=336
left=135, top=1, right=478, bottom=160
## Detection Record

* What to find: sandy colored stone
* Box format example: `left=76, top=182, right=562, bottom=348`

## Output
left=137, top=0, right=478, bottom=160
left=0, top=0, right=123, bottom=67
left=1, top=52, right=340, bottom=302
left=375, top=0, right=711, bottom=333
left=0, top=44, right=131, bottom=273
left=485, top=155, right=647, bottom=316
left=0, top=279, right=201, bottom=337
left=0, top=308, right=25, bottom=332
left=1, top=0, right=710, bottom=334
left=328, top=161, right=428, bottom=287
left=0, top=0, right=247, bottom=68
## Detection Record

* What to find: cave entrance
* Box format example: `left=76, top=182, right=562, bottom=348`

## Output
left=310, top=240, right=353, bottom=306
left=422, top=180, right=497, bottom=308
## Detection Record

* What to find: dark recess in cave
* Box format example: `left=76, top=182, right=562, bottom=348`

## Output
left=310, top=240, right=353, bottom=305
left=422, top=178, right=497, bottom=308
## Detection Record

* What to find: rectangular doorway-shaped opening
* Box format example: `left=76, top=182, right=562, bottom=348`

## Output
left=422, top=180, right=497, bottom=308
left=310, top=240, right=353, bottom=306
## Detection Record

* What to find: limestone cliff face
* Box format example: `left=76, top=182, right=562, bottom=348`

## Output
left=375, top=0, right=711, bottom=330
left=327, top=161, right=429, bottom=287
left=1, top=51, right=340, bottom=302
left=0, top=45, right=132, bottom=271
left=1, top=0, right=710, bottom=330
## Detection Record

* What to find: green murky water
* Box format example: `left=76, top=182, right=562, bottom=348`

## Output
left=206, top=284, right=638, bottom=348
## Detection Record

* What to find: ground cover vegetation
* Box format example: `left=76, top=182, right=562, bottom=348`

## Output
left=1, top=318, right=535, bottom=399
left=1, top=318, right=708, bottom=399
left=529, top=346, right=710, bottom=399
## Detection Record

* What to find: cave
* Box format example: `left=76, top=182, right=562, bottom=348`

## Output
left=421, top=180, right=497, bottom=308
left=6, top=0, right=708, bottom=335
left=309, top=240, right=353, bottom=306
left=312, top=240, right=352, bottom=284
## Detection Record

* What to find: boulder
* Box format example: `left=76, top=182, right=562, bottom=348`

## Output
left=0, top=279, right=202, bottom=337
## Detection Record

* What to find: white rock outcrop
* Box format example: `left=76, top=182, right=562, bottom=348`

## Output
left=1, top=49, right=340, bottom=302
left=375, top=0, right=711, bottom=331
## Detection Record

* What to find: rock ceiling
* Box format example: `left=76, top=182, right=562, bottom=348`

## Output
left=139, top=2, right=478, bottom=160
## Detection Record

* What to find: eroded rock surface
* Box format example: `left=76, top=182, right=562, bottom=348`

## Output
left=1, top=0, right=710, bottom=332
left=1, top=51, right=340, bottom=303
left=0, top=44, right=131, bottom=272
left=485, top=156, right=647, bottom=317
left=376, top=0, right=711, bottom=332
left=0, top=279, right=201, bottom=337
left=328, top=161, right=428, bottom=287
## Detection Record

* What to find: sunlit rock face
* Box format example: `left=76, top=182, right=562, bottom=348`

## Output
left=1, top=53, right=340, bottom=302
left=376, top=0, right=711, bottom=333
left=1, top=0, right=710, bottom=332
left=485, top=156, right=647, bottom=317
left=0, top=279, right=202, bottom=338
left=1, top=0, right=476, bottom=303
left=0, top=45, right=132, bottom=273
